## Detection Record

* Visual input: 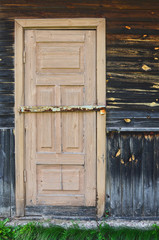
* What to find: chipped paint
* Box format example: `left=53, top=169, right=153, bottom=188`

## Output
left=144, top=134, right=154, bottom=140
left=152, top=84, right=159, bottom=89
left=110, top=102, right=159, bottom=107
left=19, top=105, right=106, bottom=113
left=109, top=88, right=158, bottom=93
left=106, top=106, right=120, bottom=109
left=132, top=155, right=135, bottom=161
left=129, top=157, right=132, bottom=162
left=116, top=149, right=121, bottom=157
left=142, top=64, right=151, bottom=71
left=125, top=26, right=131, bottom=29
left=107, top=97, right=116, bottom=101
left=154, top=47, right=159, bottom=50
left=154, top=57, right=158, bottom=60
left=124, top=118, right=131, bottom=123
left=121, top=159, right=124, bottom=164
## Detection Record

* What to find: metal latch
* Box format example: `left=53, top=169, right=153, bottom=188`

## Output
left=19, top=105, right=106, bottom=114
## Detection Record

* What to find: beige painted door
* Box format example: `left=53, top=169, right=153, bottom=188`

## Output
left=24, top=29, right=96, bottom=206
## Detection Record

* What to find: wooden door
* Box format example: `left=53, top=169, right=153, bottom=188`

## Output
left=24, top=29, right=96, bottom=207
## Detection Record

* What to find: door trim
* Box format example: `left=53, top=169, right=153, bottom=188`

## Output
left=15, top=18, right=106, bottom=218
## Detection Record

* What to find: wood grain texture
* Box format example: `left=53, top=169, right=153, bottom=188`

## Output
left=25, top=205, right=96, bottom=220
left=1, top=0, right=159, bottom=219
left=1, top=3, right=159, bottom=130
left=15, top=21, right=25, bottom=216
left=106, top=132, right=159, bottom=217
left=0, top=129, right=15, bottom=217
left=24, top=28, right=97, bottom=208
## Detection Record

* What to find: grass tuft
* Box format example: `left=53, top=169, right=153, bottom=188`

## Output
left=0, top=219, right=159, bottom=239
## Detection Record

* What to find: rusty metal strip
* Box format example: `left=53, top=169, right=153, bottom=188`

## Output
left=19, top=105, right=106, bottom=113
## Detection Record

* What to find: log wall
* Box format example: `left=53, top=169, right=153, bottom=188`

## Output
left=0, top=0, right=159, bottom=217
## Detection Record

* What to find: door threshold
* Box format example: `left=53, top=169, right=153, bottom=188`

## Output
left=25, top=206, right=97, bottom=220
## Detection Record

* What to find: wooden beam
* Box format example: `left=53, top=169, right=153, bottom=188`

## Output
left=15, top=21, right=25, bottom=216
left=97, top=19, right=106, bottom=218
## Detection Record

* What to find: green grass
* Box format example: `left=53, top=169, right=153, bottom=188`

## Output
left=0, top=218, right=159, bottom=240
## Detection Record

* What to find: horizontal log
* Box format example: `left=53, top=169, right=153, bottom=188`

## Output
left=107, top=109, right=159, bottom=118
left=107, top=72, right=159, bottom=84
left=107, top=46, right=159, bottom=58
left=107, top=118, right=159, bottom=131
left=107, top=60, right=158, bottom=72
left=1, top=0, right=159, bottom=11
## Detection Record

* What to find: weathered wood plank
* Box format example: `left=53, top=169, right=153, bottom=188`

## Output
left=1, top=0, right=159, bottom=11
left=10, top=129, right=15, bottom=216
left=120, top=134, right=133, bottom=217
left=154, top=134, right=159, bottom=216
left=108, top=132, right=122, bottom=216
left=142, top=134, right=155, bottom=216
left=25, top=206, right=96, bottom=220
left=131, top=134, right=144, bottom=216
left=106, top=132, right=159, bottom=217
left=0, top=129, right=15, bottom=217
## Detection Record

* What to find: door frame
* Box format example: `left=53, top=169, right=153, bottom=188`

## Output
left=15, top=18, right=106, bottom=218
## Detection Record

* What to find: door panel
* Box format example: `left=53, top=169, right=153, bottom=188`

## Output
left=25, top=29, right=96, bottom=206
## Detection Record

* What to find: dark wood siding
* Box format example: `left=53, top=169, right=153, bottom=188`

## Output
left=106, top=132, right=159, bottom=218
left=0, top=129, right=15, bottom=217
left=1, top=0, right=159, bottom=217
left=1, top=1, right=159, bottom=130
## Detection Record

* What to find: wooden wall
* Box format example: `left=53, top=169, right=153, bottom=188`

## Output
left=1, top=0, right=159, bottom=217
left=106, top=132, right=159, bottom=218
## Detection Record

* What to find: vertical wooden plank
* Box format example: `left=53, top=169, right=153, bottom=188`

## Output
left=120, top=133, right=133, bottom=217
left=15, top=21, right=25, bottom=216
left=143, top=134, right=155, bottom=216
left=154, top=134, right=159, bottom=216
left=85, top=30, right=96, bottom=206
left=109, top=132, right=122, bottom=216
left=105, top=133, right=110, bottom=214
left=0, top=129, right=11, bottom=217
left=97, top=19, right=106, bottom=218
left=3, top=130, right=11, bottom=215
left=10, top=129, right=15, bottom=216
left=131, top=133, right=144, bottom=217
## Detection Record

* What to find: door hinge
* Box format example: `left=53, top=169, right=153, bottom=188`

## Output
left=23, top=169, right=27, bottom=183
left=23, top=50, right=26, bottom=64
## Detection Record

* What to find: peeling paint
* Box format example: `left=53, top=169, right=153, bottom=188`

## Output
left=144, top=134, right=154, bottom=140
left=110, top=102, right=159, bottom=107
left=152, top=84, right=159, bottom=89
left=125, top=26, right=131, bottom=29
left=124, top=118, right=131, bottom=123
left=132, top=155, right=135, bottom=161
left=154, top=47, right=159, bottom=50
left=116, top=149, right=121, bottom=157
left=107, top=97, right=116, bottom=101
left=106, top=106, right=120, bottom=109
left=142, top=64, right=151, bottom=71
